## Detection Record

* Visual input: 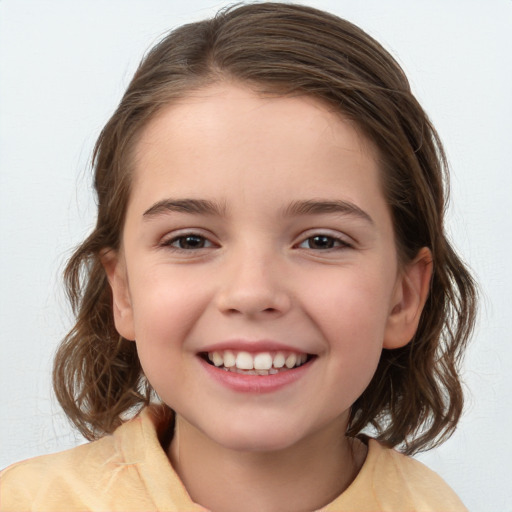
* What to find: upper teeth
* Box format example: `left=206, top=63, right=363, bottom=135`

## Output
left=207, top=351, right=308, bottom=371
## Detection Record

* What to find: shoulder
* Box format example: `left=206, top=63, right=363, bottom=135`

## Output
left=0, top=411, right=152, bottom=511
left=0, top=407, right=201, bottom=512
left=324, top=439, right=467, bottom=512
left=365, top=439, right=467, bottom=511
left=0, top=430, right=121, bottom=511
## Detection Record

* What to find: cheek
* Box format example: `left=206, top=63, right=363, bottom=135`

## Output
left=303, top=266, right=392, bottom=386
left=309, top=266, right=392, bottom=337
left=127, top=269, right=209, bottom=403
left=128, top=266, right=210, bottom=349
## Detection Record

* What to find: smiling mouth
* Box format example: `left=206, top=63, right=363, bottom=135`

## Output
left=200, top=350, right=315, bottom=375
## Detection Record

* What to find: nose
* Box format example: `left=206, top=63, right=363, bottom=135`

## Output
left=214, top=246, right=292, bottom=319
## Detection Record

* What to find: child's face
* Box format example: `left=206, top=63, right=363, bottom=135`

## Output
left=105, top=83, right=427, bottom=452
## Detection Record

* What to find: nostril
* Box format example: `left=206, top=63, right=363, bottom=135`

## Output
left=224, top=306, right=280, bottom=315
left=215, top=285, right=292, bottom=317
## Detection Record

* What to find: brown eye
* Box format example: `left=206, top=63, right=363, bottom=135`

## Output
left=307, top=235, right=336, bottom=249
left=297, top=234, right=351, bottom=250
left=167, top=234, right=212, bottom=250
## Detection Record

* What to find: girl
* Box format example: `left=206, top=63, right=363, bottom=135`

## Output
left=0, top=3, right=477, bottom=511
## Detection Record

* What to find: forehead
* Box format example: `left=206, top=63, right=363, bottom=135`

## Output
left=129, top=83, right=385, bottom=217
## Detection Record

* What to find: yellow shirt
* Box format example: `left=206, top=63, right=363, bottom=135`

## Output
left=0, top=407, right=467, bottom=511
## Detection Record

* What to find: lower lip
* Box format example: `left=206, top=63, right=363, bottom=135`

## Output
left=199, top=357, right=313, bottom=393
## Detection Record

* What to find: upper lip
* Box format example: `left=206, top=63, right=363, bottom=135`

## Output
left=199, top=339, right=312, bottom=355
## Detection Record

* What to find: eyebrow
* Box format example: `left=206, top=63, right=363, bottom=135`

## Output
left=283, top=199, right=374, bottom=224
left=143, top=198, right=226, bottom=218
left=143, top=197, right=373, bottom=225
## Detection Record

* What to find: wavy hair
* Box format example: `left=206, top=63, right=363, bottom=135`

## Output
left=53, top=2, right=477, bottom=454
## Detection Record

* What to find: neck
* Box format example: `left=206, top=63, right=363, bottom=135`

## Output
left=168, top=415, right=367, bottom=512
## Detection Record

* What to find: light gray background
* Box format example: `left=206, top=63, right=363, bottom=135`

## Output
left=1, top=1, right=511, bottom=510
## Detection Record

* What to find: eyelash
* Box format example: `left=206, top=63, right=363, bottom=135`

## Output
left=161, top=232, right=353, bottom=252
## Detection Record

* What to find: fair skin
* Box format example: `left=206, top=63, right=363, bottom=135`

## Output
left=103, top=83, right=432, bottom=512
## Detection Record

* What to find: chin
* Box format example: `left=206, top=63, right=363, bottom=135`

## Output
left=216, top=433, right=299, bottom=453
left=205, top=419, right=310, bottom=453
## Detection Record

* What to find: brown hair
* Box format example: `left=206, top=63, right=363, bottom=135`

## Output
left=53, top=2, right=477, bottom=454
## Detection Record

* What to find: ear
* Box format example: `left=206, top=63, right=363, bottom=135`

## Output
left=100, top=248, right=136, bottom=341
left=383, top=247, right=433, bottom=349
